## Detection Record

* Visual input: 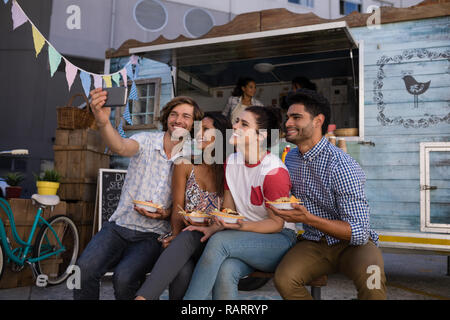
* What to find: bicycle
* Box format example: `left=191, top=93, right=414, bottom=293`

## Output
left=0, top=194, right=79, bottom=285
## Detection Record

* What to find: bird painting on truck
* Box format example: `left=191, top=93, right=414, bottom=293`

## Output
left=402, top=75, right=431, bottom=108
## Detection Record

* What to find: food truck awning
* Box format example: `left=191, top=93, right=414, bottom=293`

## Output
left=129, top=21, right=357, bottom=68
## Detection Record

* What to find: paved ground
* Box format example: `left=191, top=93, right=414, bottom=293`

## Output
left=0, top=252, right=448, bottom=300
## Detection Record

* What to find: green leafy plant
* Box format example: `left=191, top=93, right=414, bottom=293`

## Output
left=3, top=172, right=25, bottom=186
left=34, top=170, right=61, bottom=183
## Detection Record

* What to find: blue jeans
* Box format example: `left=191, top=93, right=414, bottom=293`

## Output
left=73, top=221, right=162, bottom=300
left=183, top=228, right=297, bottom=300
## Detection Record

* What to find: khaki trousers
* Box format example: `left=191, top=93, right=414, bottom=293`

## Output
left=274, top=237, right=387, bottom=300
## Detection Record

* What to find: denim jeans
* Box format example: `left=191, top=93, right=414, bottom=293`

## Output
left=73, top=221, right=162, bottom=300
left=183, top=228, right=297, bottom=300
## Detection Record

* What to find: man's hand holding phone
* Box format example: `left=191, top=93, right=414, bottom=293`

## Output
left=89, top=88, right=110, bottom=128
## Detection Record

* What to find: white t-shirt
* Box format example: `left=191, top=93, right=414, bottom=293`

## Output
left=224, top=152, right=296, bottom=231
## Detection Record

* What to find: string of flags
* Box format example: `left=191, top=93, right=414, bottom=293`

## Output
left=3, top=0, right=138, bottom=137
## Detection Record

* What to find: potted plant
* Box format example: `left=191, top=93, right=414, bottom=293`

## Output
left=3, top=172, right=25, bottom=199
left=34, top=170, right=62, bottom=196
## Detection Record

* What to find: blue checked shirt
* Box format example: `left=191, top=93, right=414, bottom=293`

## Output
left=285, top=137, right=378, bottom=246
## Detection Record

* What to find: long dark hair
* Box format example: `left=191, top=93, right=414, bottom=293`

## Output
left=245, top=106, right=282, bottom=148
left=231, top=77, right=255, bottom=97
left=199, top=112, right=232, bottom=197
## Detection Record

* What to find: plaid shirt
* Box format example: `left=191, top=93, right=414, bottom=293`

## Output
left=285, top=137, right=378, bottom=246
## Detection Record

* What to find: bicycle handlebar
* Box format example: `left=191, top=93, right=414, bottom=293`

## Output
left=0, top=149, right=29, bottom=156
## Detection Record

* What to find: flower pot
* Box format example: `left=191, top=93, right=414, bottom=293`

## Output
left=5, top=186, right=22, bottom=199
left=36, top=181, right=60, bottom=195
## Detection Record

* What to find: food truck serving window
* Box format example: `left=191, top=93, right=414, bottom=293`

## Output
left=129, top=22, right=363, bottom=138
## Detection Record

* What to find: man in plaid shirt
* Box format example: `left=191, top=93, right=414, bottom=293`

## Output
left=270, top=89, right=386, bottom=300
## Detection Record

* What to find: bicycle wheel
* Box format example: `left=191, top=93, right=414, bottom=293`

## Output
left=33, top=215, right=79, bottom=285
left=0, top=243, right=4, bottom=281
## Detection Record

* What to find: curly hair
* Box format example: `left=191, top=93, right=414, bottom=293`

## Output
left=159, top=96, right=204, bottom=136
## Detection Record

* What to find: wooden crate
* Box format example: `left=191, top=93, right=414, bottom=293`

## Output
left=54, top=128, right=107, bottom=154
left=53, top=147, right=110, bottom=182
left=66, top=201, right=96, bottom=225
left=78, top=223, right=94, bottom=254
left=0, top=199, right=67, bottom=289
left=58, top=181, right=97, bottom=202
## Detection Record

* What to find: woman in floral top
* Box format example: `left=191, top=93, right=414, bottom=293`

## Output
left=135, top=112, right=232, bottom=300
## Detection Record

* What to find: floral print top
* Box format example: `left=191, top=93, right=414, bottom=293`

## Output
left=185, top=167, right=220, bottom=213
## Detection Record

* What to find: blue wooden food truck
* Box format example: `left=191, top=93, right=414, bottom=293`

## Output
left=105, top=2, right=449, bottom=261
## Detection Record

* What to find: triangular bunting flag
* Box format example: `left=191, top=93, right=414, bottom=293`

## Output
left=31, top=25, right=46, bottom=57
left=123, top=102, right=133, bottom=125
left=112, top=73, right=121, bottom=87
left=126, top=64, right=134, bottom=81
left=3, top=0, right=10, bottom=4
left=129, top=81, right=138, bottom=101
left=11, top=0, right=27, bottom=30
left=48, top=45, right=62, bottom=77
left=64, top=59, right=78, bottom=91
left=133, top=63, right=140, bottom=80
left=130, top=55, right=138, bottom=65
left=117, top=119, right=126, bottom=138
left=93, top=74, right=102, bottom=89
left=119, top=68, right=127, bottom=87
left=103, top=75, right=112, bottom=88
left=80, top=71, right=92, bottom=98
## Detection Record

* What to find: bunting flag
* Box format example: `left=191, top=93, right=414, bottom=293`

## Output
left=80, top=71, right=92, bottom=98
left=48, top=44, right=62, bottom=77
left=11, top=0, right=27, bottom=30
left=6, top=0, right=140, bottom=106
left=65, top=58, right=78, bottom=91
left=126, top=64, right=134, bottom=81
left=93, top=74, right=103, bottom=89
left=31, top=25, right=45, bottom=57
left=129, top=81, right=139, bottom=101
left=133, top=63, right=140, bottom=80
left=112, top=73, right=121, bottom=87
left=130, top=55, right=139, bottom=65
left=103, top=75, right=112, bottom=88
left=123, top=102, right=133, bottom=125
left=117, top=119, right=126, bottom=138
left=119, top=68, right=127, bottom=86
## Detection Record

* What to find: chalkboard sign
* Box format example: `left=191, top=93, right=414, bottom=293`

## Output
left=98, top=168, right=127, bottom=230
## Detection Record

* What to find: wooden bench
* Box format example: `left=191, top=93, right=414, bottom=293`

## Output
left=248, top=271, right=328, bottom=300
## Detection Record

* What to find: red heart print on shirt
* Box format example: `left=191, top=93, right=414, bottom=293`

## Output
left=250, top=186, right=264, bottom=206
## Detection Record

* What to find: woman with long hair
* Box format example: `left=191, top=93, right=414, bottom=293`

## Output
left=183, top=106, right=297, bottom=300
left=222, top=77, right=264, bottom=124
left=135, top=112, right=232, bottom=300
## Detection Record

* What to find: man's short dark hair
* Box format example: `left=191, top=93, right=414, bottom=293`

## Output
left=286, top=89, right=331, bottom=136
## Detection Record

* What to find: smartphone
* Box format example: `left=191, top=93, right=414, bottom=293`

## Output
left=103, top=87, right=128, bottom=107
left=157, top=232, right=172, bottom=242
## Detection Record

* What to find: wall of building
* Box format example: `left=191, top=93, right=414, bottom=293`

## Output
left=348, top=16, right=450, bottom=232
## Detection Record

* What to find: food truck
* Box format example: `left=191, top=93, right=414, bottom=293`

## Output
left=105, top=2, right=450, bottom=262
